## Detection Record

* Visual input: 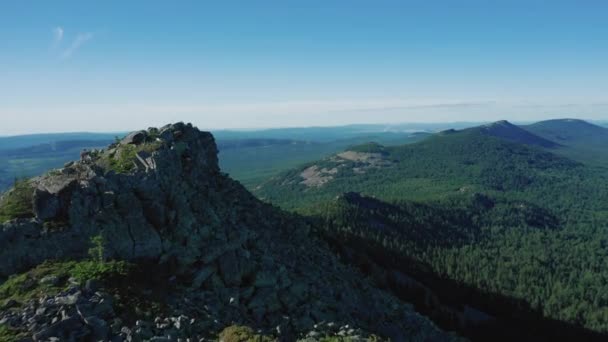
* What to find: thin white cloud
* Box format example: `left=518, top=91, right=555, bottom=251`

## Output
left=52, top=27, right=64, bottom=45
left=134, top=98, right=484, bottom=115
left=61, top=32, right=94, bottom=59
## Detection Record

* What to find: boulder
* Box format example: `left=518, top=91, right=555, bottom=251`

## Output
left=121, top=130, right=147, bottom=145
left=83, top=316, right=110, bottom=340
left=33, top=189, right=60, bottom=220
left=159, top=128, right=174, bottom=143
left=39, top=275, right=60, bottom=286
left=32, top=174, right=78, bottom=221
left=32, top=316, right=85, bottom=341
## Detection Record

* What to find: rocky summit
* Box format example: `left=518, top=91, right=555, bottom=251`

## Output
left=0, top=123, right=458, bottom=341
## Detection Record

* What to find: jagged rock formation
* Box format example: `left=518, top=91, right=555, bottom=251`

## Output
left=1, top=122, right=222, bottom=277
left=0, top=123, right=458, bottom=341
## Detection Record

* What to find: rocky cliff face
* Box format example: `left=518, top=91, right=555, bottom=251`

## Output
left=0, top=123, right=458, bottom=341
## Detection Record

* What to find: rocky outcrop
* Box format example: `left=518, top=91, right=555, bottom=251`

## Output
left=121, top=130, right=148, bottom=145
left=0, top=281, right=396, bottom=341
left=1, top=123, right=220, bottom=276
left=0, top=282, right=206, bottom=341
left=0, top=123, right=459, bottom=340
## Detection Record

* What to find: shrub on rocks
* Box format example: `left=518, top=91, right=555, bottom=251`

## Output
left=0, top=260, right=132, bottom=308
left=0, top=324, right=27, bottom=342
left=0, top=179, right=34, bottom=223
left=219, top=325, right=275, bottom=342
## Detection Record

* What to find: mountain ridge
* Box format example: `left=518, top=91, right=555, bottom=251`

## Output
left=522, top=118, right=608, bottom=145
left=255, top=121, right=582, bottom=209
left=466, top=120, right=560, bottom=148
left=0, top=123, right=456, bottom=341
left=521, top=118, right=608, bottom=166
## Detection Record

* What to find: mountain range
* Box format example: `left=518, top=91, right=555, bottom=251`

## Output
left=254, top=118, right=608, bottom=338
left=1, top=118, right=608, bottom=341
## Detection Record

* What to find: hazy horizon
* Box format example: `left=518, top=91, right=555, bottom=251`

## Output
left=1, top=117, right=608, bottom=138
left=1, top=1, right=607, bottom=135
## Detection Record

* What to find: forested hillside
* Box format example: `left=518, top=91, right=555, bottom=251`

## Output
left=468, top=120, right=559, bottom=148
left=255, top=122, right=608, bottom=336
left=522, top=119, right=608, bottom=166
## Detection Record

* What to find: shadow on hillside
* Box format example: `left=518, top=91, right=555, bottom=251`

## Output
left=325, top=234, right=606, bottom=342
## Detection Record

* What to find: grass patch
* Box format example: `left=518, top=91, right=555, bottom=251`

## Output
left=46, top=169, right=63, bottom=177
left=0, top=324, right=28, bottom=342
left=104, top=141, right=163, bottom=173
left=0, top=259, right=172, bottom=324
left=0, top=260, right=132, bottom=306
left=108, top=144, right=137, bottom=173
left=318, top=337, right=380, bottom=342
left=218, top=325, right=275, bottom=342
left=0, top=179, right=34, bottom=223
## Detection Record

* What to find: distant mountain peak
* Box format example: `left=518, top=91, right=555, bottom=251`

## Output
left=531, top=118, right=604, bottom=129
left=486, top=119, right=512, bottom=126
left=522, top=118, right=608, bottom=151
left=471, top=120, right=560, bottom=148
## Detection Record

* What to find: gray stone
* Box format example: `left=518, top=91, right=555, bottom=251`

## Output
left=84, top=316, right=109, bottom=340
left=84, top=298, right=114, bottom=319
left=32, top=316, right=84, bottom=341
left=36, top=174, right=78, bottom=195
left=135, top=151, right=157, bottom=172
left=134, top=320, right=154, bottom=339
left=32, top=174, right=79, bottom=221
left=85, top=279, right=100, bottom=292
left=39, top=275, right=60, bottom=286
left=32, top=189, right=60, bottom=221
left=218, top=250, right=241, bottom=287
left=121, top=130, right=147, bottom=145
left=55, top=293, right=81, bottom=306
left=159, top=128, right=174, bottom=143
left=171, top=122, right=185, bottom=131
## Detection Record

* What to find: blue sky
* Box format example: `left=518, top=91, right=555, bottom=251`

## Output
left=0, top=1, right=607, bottom=134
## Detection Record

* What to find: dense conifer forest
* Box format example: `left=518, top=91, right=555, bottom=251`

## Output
left=255, top=121, right=608, bottom=335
